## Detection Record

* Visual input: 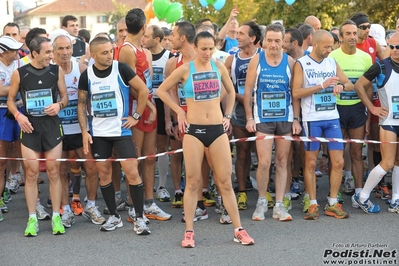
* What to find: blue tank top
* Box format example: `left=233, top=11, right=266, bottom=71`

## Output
left=253, top=51, right=293, bottom=123
left=231, top=48, right=262, bottom=95
left=181, top=60, right=221, bottom=101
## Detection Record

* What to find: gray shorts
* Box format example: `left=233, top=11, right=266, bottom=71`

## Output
left=256, top=121, right=292, bottom=136
left=231, top=102, right=247, bottom=128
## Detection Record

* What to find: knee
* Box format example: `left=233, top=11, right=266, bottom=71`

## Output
left=305, top=159, right=317, bottom=171
left=331, top=157, right=344, bottom=170
left=185, top=177, right=200, bottom=191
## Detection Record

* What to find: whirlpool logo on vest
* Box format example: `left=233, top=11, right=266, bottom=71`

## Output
left=305, top=69, right=336, bottom=79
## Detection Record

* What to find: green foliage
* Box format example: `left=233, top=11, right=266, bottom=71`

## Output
left=106, top=0, right=130, bottom=35
left=170, top=0, right=399, bottom=30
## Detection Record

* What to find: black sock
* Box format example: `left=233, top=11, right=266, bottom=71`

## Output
left=197, top=200, right=205, bottom=210
left=373, top=151, right=382, bottom=166
left=129, top=183, right=144, bottom=218
left=72, top=175, right=81, bottom=195
left=101, top=182, right=118, bottom=216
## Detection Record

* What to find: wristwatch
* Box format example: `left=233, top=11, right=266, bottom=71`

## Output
left=224, top=114, right=232, bottom=119
left=294, top=117, right=301, bottom=122
left=337, top=82, right=346, bottom=91
left=132, top=112, right=141, bottom=120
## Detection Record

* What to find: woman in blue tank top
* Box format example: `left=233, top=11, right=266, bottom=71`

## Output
left=157, top=31, right=254, bottom=248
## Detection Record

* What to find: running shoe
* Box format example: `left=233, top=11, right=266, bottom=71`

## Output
left=220, top=207, right=232, bottom=224
left=388, top=199, right=399, bottom=213
left=337, top=192, right=344, bottom=204
left=283, top=195, right=292, bottom=211
left=144, top=203, right=171, bottom=221
left=52, top=215, right=66, bottom=235
left=0, top=212, right=3, bottom=222
left=233, top=229, right=254, bottom=245
left=7, top=175, right=19, bottom=193
left=24, top=217, right=39, bottom=237
left=71, top=200, right=84, bottom=216
left=100, top=215, right=123, bottom=231
left=302, top=194, right=310, bottom=213
left=83, top=205, right=106, bottom=225
left=61, top=209, right=75, bottom=228
left=209, top=184, right=219, bottom=197
left=215, top=197, right=223, bottom=214
left=0, top=198, right=8, bottom=214
left=315, top=169, right=323, bottom=177
left=376, top=183, right=391, bottom=200
left=36, top=202, right=50, bottom=220
left=351, top=194, right=380, bottom=214
left=156, top=187, right=171, bottom=202
left=237, top=192, right=248, bottom=210
left=251, top=152, right=258, bottom=167
left=17, top=172, right=24, bottom=186
left=324, top=203, right=349, bottom=219
left=252, top=199, right=267, bottom=221
left=304, top=204, right=319, bottom=220
left=182, top=231, right=195, bottom=248
left=266, top=192, right=275, bottom=208
left=272, top=205, right=292, bottom=221
left=342, top=177, right=355, bottom=194
left=133, top=217, right=151, bottom=235
left=290, top=180, right=301, bottom=194
left=3, top=188, right=11, bottom=203
left=181, top=207, right=208, bottom=222
left=127, top=208, right=150, bottom=224
left=172, top=192, right=184, bottom=208
left=202, top=191, right=216, bottom=207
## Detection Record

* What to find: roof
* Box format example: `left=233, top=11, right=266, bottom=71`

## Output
left=15, top=0, right=147, bottom=17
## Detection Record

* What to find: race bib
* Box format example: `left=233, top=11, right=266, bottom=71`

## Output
left=92, top=91, right=117, bottom=118
left=340, top=78, right=359, bottom=101
left=58, top=99, right=78, bottom=125
left=178, top=82, right=186, bottom=107
left=26, top=88, right=53, bottom=116
left=314, top=87, right=336, bottom=112
left=152, top=67, right=163, bottom=97
left=143, top=68, right=153, bottom=94
left=192, top=71, right=220, bottom=101
left=392, top=96, right=399, bottom=119
left=237, top=78, right=245, bottom=95
left=261, top=92, right=286, bottom=118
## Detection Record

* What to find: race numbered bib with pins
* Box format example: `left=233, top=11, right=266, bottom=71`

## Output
left=237, top=78, right=246, bottom=95
left=152, top=67, right=164, bottom=96
left=92, top=91, right=117, bottom=118
left=339, top=78, right=359, bottom=101
left=26, top=88, right=53, bottom=116
left=261, top=92, right=286, bottom=118
left=192, top=71, right=220, bottom=101
left=143, top=68, right=153, bottom=94
left=392, top=96, right=399, bottom=119
left=314, top=87, right=336, bottom=112
left=58, top=99, right=78, bottom=124
left=178, top=81, right=186, bottom=107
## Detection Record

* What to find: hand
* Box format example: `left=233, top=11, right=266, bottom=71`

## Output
left=222, top=117, right=231, bottom=132
left=17, top=114, right=34, bottom=133
left=177, top=110, right=187, bottom=137
left=122, top=116, right=139, bottom=129
left=82, top=131, right=93, bottom=155
left=226, top=121, right=233, bottom=136
left=371, top=106, right=388, bottom=119
left=292, top=120, right=302, bottom=135
left=246, top=119, right=256, bottom=133
left=229, top=7, right=239, bottom=20
left=44, top=103, right=61, bottom=116
left=365, top=116, right=370, bottom=136
left=144, top=104, right=157, bottom=124
left=165, top=120, right=173, bottom=136
left=320, top=77, right=339, bottom=92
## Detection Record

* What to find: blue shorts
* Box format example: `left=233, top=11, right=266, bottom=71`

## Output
left=381, top=125, right=399, bottom=136
left=303, top=119, right=343, bottom=151
left=0, top=108, right=21, bottom=142
left=337, top=102, right=367, bottom=129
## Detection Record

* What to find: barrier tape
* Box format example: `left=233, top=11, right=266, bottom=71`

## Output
left=0, top=135, right=396, bottom=162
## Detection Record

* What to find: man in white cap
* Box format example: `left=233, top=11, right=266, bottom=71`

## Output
left=0, top=36, right=23, bottom=221
left=370, top=24, right=387, bottom=49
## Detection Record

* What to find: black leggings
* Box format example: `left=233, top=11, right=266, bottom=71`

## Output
left=185, top=124, right=225, bottom=147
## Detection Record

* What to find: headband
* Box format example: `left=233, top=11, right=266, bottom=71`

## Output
left=351, top=16, right=369, bottom=26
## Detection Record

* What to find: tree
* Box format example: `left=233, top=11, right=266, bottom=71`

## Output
left=107, top=0, right=130, bottom=35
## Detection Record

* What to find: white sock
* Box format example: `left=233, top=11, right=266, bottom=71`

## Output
left=157, top=155, right=169, bottom=189
left=29, top=213, right=37, bottom=220
left=360, top=164, right=386, bottom=202
left=328, top=197, right=338, bottom=206
left=87, top=200, right=95, bottom=208
left=355, top=188, right=362, bottom=194
left=62, top=205, right=71, bottom=212
left=258, top=197, right=266, bottom=203
left=310, top=199, right=318, bottom=205
left=392, top=165, right=399, bottom=202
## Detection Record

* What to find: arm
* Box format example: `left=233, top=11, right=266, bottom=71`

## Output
left=43, top=67, right=68, bottom=116
left=218, top=8, right=239, bottom=41
left=355, top=75, right=388, bottom=118
left=243, top=54, right=259, bottom=133
left=78, top=89, right=92, bottom=154
left=335, top=64, right=354, bottom=93
left=119, top=45, right=137, bottom=72
left=375, top=42, right=389, bottom=61
left=128, top=75, right=149, bottom=121
left=288, top=56, right=301, bottom=135
left=163, top=57, right=178, bottom=136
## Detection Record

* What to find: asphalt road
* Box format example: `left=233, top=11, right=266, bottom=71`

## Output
left=0, top=158, right=398, bottom=266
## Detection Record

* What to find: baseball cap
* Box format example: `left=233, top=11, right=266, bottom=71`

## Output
left=0, top=36, right=23, bottom=53
left=49, top=29, right=76, bottom=43
left=369, top=24, right=387, bottom=46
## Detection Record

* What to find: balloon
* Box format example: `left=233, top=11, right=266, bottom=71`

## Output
left=206, top=0, right=216, bottom=4
left=164, top=3, right=183, bottom=23
left=153, top=0, right=169, bottom=20
left=144, top=2, right=155, bottom=20
left=147, top=0, right=152, bottom=2
left=274, top=0, right=279, bottom=2
left=199, top=0, right=208, bottom=7
left=285, top=0, right=295, bottom=5
left=213, top=0, right=226, bottom=11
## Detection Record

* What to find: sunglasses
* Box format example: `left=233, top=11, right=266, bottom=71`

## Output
left=389, top=44, right=399, bottom=50
left=358, top=24, right=371, bottom=30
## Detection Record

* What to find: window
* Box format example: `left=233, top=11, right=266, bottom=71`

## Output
left=40, top=17, right=46, bottom=25
left=80, top=16, right=86, bottom=28
left=97, top=16, right=108, bottom=23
